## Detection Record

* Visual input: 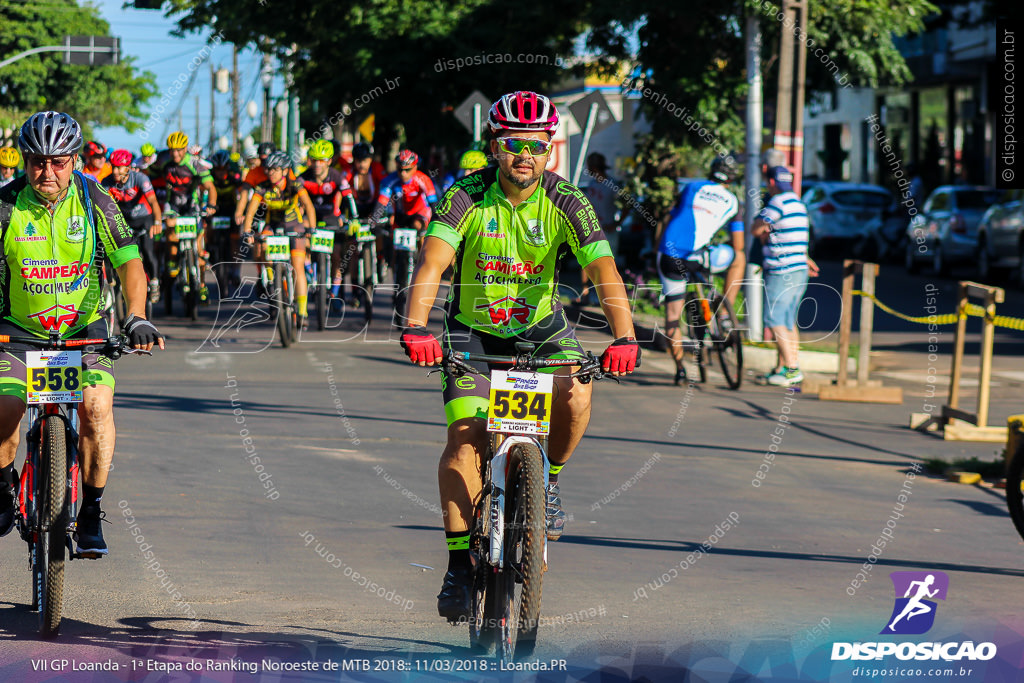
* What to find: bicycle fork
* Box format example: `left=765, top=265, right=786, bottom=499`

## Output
left=485, top=436, right=550, bottom=568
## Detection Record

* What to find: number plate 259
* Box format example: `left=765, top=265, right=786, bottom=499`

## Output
left=26, top=350, right=84, bottom=404
left=487, top=371, right=552, bottom=435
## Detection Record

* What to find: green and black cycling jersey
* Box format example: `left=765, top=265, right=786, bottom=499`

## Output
left=150, top=151, right=212, bottom=215
left=0, top=176, right=139, bottom=338
left=425, top=167, right=612, bottom=338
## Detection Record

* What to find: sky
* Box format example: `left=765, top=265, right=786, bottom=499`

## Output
left=91, top=0, right=285, bottom=153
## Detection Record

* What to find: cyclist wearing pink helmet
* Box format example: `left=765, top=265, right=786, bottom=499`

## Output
left=399, top=90, right=638, bottom=621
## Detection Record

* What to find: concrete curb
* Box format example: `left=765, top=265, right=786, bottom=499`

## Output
left=743, top=344, right=857, bottom=374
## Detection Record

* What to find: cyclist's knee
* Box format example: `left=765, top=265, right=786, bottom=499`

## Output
left=78, top=386, right=114, bottom=425
left=0, top=396, right=25, bottom=440
left=443, top=419, right=487, bottom=459
left=555, top=376, right=592, bottom=416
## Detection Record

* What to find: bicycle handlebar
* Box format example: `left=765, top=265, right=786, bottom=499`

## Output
left=0, top=334, right=150, bottom=359
left=441, top=350, right=612, bottom=384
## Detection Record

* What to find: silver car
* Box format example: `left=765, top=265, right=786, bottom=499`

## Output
left=904, top=186, right=1006, bottom=276
left=975, top=188, right=1024, bottom=285
left=802, top=182, right=892, bottom=257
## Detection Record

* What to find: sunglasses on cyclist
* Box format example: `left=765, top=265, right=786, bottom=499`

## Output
left=496, top=137, right=552, bottom=157
left=27, top=155, right=73, bottom=171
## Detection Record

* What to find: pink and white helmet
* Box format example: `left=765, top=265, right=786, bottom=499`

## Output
left=488, top=91, right=559, bottom=136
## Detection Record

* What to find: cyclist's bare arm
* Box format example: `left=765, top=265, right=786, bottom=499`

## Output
left=242, top=194, right=263, bottom=233
left=583, top=255, right=637, bottom=369
left=117, top=259, right=165, bottom=350
left=299, top=190, right=316, bottom=230
left=406, top=235, right=456, bottom=332
left=235, top=186, right=253, bottom=225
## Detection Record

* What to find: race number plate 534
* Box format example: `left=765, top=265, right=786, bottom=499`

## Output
left=26, top=350, right=84, bottom=404
left=487, top=370, right=553, bottom=435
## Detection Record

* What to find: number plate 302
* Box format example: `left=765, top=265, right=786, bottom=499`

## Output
left=26, top=350, right=84, bottom=404
left=487, top=370, right=552, bottom=435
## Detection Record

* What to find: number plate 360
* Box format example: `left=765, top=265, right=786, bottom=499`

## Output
left=487, top=370, right=552, bottom=435
left=26, top=350, right=84, bottom=404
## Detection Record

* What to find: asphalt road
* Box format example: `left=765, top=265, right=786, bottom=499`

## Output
left=0, top=269, right=1022, bottom=683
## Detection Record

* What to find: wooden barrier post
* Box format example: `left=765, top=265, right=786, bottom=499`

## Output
left=913, top=281, right=1007, bottom=442
left=819, top=260, right=903, bottom=404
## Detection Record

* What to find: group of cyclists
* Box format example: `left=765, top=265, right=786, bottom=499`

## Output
left=0, top=89, right=775, bottom=632
left=0, top=129, right=492, bottom=330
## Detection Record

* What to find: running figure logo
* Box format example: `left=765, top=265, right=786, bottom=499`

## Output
left=881, top=571, right=949, bottom=635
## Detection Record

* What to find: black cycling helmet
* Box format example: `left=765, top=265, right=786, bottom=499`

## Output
left=209, top=150, right=231, bottom=168
left=18, top=111, right=83, bottom=157
left=710, top=154, right=741, bottom=184
left=263, top=151, right=291, bottom=170
left=352, top=142, right=373, bottom=160
left=257, top=142, right=275, bottom=157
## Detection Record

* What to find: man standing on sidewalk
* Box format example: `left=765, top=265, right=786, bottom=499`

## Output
left=752, top=165, right=818, bottom=386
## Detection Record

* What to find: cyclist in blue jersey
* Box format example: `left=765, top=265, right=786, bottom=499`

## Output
left=655, top=154, right=744, bottom=385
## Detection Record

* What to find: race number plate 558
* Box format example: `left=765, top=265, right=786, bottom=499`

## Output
left=26, top=350, right=84, bottom=404
left=487, top=370, right=553, bottom=435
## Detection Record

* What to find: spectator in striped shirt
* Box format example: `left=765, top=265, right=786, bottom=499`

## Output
left=752, top=166, right=819, bottom=386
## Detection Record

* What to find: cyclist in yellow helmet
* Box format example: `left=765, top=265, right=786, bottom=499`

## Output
left=0, top=147, right=21, bottom=188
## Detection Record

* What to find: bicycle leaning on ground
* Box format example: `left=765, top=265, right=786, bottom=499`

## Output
left=3, top=333, right=148, bottom=637
left=434, top=345, right=618, bottom=663
left=675, top=244, right=744, bottom=389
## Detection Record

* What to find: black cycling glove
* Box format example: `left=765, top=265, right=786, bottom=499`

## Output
left=122, top=314, right=164, bottom=348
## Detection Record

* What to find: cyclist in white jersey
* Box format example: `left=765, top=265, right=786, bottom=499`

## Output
left=655, top=155, right=744, bottom=385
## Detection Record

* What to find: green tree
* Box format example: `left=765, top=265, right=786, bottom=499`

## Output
left=0, top=0, right=156, bottom=136
left=167, top=0, right=585, bottom=155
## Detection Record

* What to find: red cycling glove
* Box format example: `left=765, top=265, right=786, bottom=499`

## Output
left=400, top=327, right=442, bottom=365
left=601, top=337, right=641, bottom=373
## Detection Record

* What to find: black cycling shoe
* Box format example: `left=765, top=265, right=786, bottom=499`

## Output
left=674, top=366, right=688, bottom=386
left=437, top=566, right=472, bottom=621
left=74, top=504, right=108, bottom=557
left=0, top=480, right=16, bottom=538
left=546, top=482, right=566, bottom=541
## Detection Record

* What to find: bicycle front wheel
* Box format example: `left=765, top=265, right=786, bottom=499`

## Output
left=711, top=295, right=743, bottom=389
left=495, top=443, right=545, bottom=663
left=315, top=252, right=328, bottom=331
left=1006, top=439, right=1024, bottom=543
left=685, top=296, right=708, bottom=384
left=183, top=250, right=198, bottom=321
left=358, top=245, right=374, bottom=326
left=37, top=415, right=67, bottom=638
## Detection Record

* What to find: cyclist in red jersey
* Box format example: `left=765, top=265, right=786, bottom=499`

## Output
left=103, top=150, right=163, bottom=301
left=373, top=150, right=437, bottom=229
left=81, top=140, right=112, bottom=183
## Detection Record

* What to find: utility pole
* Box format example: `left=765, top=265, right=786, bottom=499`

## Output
left=774, top=0, right=796, bottom=178
left=774, top=0, right=808, bottom=194
left=260, top=52, right=273, bottom=143
left=210, top=63, right=217, bottom=151
left=744, top=10, right=765, bottom=342
left=791, top=0, right=808, bottom=193
left=231, top=45, right=240, bottom=152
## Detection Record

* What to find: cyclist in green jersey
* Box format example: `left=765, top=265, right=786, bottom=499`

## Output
left=399, top=91, right=640, bottom=620
left=0, top=111, right=164, bottom=554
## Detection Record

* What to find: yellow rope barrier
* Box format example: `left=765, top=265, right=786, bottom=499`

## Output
left=851, top=291, right=1024, bottom=331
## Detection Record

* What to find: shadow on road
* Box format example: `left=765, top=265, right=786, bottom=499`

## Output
left=556, top=536, right=1024, bottom=578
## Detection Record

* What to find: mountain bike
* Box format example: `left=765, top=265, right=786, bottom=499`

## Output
left=308, top=221, right=336, bottom=331
left=391, top=220, right=419, bottom=319
left=678, top=248, right=743, bottom=389
left=2, top=333, right=147, bottom=637
left=162, top=212, right=202, bottom=321
left=208, top=215, right=237, bottom=299
left=259, top=226, right=299, bottom=348
left=436, top=347, right=613, bottom=663
left=349, top=219, right=377, bottom=327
